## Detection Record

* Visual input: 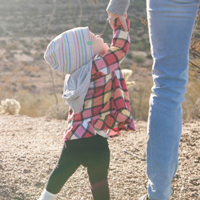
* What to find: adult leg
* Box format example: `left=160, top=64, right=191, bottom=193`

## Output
left=146, top=0, right=199, bottom=199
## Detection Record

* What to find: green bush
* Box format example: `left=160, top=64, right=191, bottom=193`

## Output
left=133, top=56, right=145, bottom=64
left=126, top=52, right=133, bottom=59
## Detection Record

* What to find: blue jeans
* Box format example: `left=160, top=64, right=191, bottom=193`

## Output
left=146, top=0, right=199, bottom=199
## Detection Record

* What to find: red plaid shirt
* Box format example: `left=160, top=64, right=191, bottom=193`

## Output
left=64, top=19, right=135, bottom=141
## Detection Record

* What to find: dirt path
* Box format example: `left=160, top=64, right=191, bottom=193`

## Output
left=0, top=115, right=199, bottom=200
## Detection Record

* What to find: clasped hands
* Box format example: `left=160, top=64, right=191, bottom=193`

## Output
left=107, top=11, right=128, bottom=32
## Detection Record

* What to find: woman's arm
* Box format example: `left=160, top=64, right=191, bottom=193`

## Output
left=107, top=0, right=130, bottom=31
left=91, top=18, right=130, bottom=80
left=106, top=0, right=130, bottom=15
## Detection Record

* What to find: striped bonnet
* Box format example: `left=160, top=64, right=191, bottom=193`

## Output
left=44, top=27, right=94, bottom=74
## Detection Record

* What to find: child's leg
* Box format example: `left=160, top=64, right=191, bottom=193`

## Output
left=87, top=152, right=110, bottom=200
left=85, top=135, right=110, bottom=200
left=40, top=142, right=80, bottom=197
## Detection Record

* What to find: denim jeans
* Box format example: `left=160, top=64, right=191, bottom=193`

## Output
left=146, top=0, right=199, bottom=199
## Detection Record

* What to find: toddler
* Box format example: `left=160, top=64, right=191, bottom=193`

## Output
left=38, top=9, right=134, bottom=200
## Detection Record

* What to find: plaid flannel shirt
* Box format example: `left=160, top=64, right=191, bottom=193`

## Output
left=64, top=18, right=135, bottom=141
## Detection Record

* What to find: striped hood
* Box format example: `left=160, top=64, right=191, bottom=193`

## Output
left=44, top=27, right=94, bottom=74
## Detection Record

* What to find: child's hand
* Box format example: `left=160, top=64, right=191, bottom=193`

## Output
left=107, top=11, right=128, bottom=31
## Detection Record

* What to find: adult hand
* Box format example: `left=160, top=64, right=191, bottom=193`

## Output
left=107, top=11, right=128, bottom=31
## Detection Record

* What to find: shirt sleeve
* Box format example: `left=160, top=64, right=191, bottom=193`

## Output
left=106, top=0, right=130, bottom=15
left=91, top=18, right=130, bottom=81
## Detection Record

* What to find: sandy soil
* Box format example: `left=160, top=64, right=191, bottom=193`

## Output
left=0, top=115, right=199, bottom=200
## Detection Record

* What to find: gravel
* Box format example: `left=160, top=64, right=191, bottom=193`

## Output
left=0, top=115, right=199, bottom=200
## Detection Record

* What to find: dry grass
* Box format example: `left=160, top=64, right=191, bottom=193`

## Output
left=1, top=62, right=199, bottom=121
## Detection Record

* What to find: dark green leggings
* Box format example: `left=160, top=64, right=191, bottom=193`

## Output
left=46, top=135, right=110, bottom=200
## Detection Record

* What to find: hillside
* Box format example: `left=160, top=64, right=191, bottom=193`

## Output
left=0, top=0, right=199, bottom=120
left=0, top=115, right=199, bottom=199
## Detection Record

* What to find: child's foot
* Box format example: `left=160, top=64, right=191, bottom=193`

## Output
left=38, top=189, right=58, bottom=200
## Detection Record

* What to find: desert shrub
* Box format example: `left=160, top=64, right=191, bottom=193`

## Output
left=122, top=64, right=132, bottom=69
left=186, top=10, right=200, bottom=119
left=133, top=40, right=150, bottom=51
left=191, top=98, right=200, bottom=119
left=121, top=69, right=133, bottom=81
left=133, top=55, right=145, bottom=64
left=146, top=53, right=152, bottom=59
left=46, top=103, right=69, bottom=120
left=126, top=52, right=133, bottom=59
left=183, top=60, right=200, bottom=120
left=0, top=98, right=21, bottom=115
left=121, top=69, right=135, bottom=88
left=129, top=83, right=152, bottom=121
left=19, top=93, right=64, bottom=117
left=23, top=50, right=32, bottom=55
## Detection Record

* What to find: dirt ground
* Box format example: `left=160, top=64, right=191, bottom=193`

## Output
left=0, top=115, right=199, bottom=200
